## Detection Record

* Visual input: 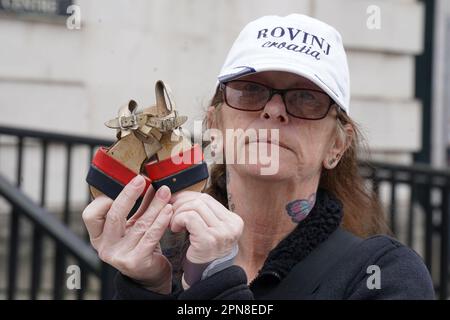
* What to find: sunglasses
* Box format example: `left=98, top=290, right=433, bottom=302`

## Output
left=219, top=80, right=336, bottom=120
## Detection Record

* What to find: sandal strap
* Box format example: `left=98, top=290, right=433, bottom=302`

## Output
left=105, top=111, right=186, bottom=132
left=92, top=147, right=151, bottom=195
left=86, top=164, right=143, bottom=217
left=104, top=80, right=187, bottom=148
left=155, top=80, right=175, bottom=116
left=145, top=144, right=203, bottom=180
left=145, top=111, right=188, bottom=132
left=104, top=113, right=147, bottom=130
left=151, top=162, right=209, bottom=193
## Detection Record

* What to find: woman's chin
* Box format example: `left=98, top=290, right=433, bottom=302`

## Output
left=234, top=162, right=294, bottom=181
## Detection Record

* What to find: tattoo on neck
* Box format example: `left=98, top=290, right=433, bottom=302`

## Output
left=225, top=169, right=236, bottom=211
left=286, top=193, right=316, bottom=223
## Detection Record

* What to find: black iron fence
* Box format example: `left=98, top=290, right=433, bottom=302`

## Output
left=359, top=161, right=450, bottom=299
left=0, top=125, right=449, bottom=299
left=0, top=125, right=114, bottom=299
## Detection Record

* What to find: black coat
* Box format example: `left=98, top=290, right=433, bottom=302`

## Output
left=114, top=189, right=435, bottom=300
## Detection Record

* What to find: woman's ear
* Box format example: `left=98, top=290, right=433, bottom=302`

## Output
left=323, top=123, right=354, bottom=169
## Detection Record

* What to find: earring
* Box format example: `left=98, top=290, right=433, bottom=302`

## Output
left=328, top=153, right=340, bottom=167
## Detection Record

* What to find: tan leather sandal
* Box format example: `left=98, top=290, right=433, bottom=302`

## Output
left=86, top=81, right=208, bottom=214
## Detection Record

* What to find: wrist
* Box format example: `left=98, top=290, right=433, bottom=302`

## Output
left=182, top=260, right=211, bottom=288
left=182, top=244, right=239, bottom=287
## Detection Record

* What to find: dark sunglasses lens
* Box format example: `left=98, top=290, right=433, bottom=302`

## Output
left=225, top=81, right=270, bottom=110
left=285, top=90, right=330, bottom=119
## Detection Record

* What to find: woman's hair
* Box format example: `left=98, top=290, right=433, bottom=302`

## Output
left=203, top=86, right=390, bottom=238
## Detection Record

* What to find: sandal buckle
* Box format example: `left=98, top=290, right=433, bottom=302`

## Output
left=119, top=114, right=138, bottom=130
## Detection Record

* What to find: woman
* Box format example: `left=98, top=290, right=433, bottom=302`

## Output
left=82, top=14, right=435, bottom=299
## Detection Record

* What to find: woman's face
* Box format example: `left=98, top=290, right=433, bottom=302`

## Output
left=210, top=71, right=345, bottom=182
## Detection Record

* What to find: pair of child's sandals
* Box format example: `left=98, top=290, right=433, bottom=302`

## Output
left=86, top=80, right=208, bottom=215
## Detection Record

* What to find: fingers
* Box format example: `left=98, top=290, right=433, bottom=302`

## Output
left=126, top=185, right=156, bottom=226
left=122, top=185, right=172, bottom=248
left=82, top=195, right=113, bottom=246
left=172, top=191, right=231, bottom=221
left=172, top=198, right=221, bottom=227
left=169, top=190, right=198, bottom=204
left=133, top=203, right=174, bottom=256
left=169, top=191, right=244, bottom=265
left=102, top=175, right=146, bottom=244
left=170, top=192, right=199, bottom=211
left=170, top=210, right=208, bottom=234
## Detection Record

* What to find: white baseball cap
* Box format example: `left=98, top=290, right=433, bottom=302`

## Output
left=218, top=14, right=350, bottom=114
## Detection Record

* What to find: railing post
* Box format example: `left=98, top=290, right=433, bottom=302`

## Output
left=407, top=175, right=416, bottom=247
left=371, top=167, right=380, bottom=198
left=389, top=177, right=398, bottom=236
left=53, top=243, right=65, bottom=300
left=7, top=207, right=20, bottom=300
left=30, top=140, right=48, bottom=299
left=424, top=184, right=433, bottom=272
left=439, top=186, right=449, bottom=299
left=7, top=136, right=24, bottom=299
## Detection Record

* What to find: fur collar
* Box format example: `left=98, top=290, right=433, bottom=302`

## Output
left=251, top=188, right=343, bottom=287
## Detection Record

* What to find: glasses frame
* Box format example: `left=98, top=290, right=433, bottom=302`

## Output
left=219, top=80, right=337, bottom=120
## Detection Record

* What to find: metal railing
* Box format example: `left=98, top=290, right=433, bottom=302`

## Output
left=359, top=161, right=450, bottom=299
left=0, top=125, right=449, bottom=299
left=0, top=125, right=114, bottom=299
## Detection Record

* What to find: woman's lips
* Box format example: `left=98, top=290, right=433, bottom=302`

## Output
left=245, top=139, right=292, bottom=151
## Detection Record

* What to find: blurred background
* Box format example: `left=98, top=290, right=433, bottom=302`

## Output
left=0, top=0, right=449, bottom=299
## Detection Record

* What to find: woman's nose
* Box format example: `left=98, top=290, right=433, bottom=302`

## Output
left=260, top=94, right=289, bottom=124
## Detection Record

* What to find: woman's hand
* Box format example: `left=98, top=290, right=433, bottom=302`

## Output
left=170, top=191, right=244, bottom=264
left=82, top=176, right=174, bottom=294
